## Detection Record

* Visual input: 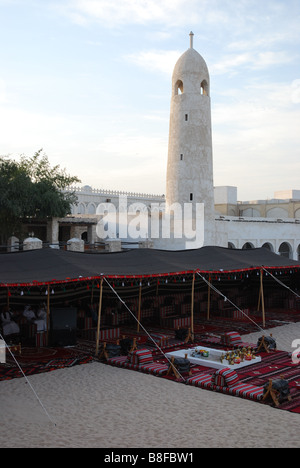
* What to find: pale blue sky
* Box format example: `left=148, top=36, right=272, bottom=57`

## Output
left=0, top=0, right=299, bottom=200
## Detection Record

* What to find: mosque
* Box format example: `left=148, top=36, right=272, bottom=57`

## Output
left=46, top=33, right=300, bottom=260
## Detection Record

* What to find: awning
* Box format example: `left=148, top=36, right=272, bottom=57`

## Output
left=0, top=246, right=299, bottom=287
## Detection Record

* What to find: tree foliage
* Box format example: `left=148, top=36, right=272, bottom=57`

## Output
left=0, top=149, right=80, bottom=243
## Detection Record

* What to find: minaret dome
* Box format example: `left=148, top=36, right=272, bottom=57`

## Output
left=172, top=35, right=210, bottom=98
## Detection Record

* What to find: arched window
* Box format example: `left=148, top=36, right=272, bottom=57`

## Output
left=78, top=203, right=86, bottom=215
left=279, top=242, right=292, bottom=259
left=262, top=242, right=274, bottom=252
left=175, top=79, right=184, bottom=95
left=201, top=80, right=209, bottom=96
left=266, top=207, right=288, bottom=218
left=87, top=203, right=96, bottom=214
left=242, top=242, right=254, bottom=250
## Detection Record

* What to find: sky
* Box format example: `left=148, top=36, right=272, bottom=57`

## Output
left=0, top=0, right=299, bottom=201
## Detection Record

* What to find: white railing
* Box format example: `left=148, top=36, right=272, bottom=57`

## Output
left=63, top=186, right=165, bottom=200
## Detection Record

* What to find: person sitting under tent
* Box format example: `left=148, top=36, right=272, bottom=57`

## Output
left=36, top=303, right=48, bottom=328
left=0, top=306, right=20, bottom=338
left=23, top=304, right=47, bottom=332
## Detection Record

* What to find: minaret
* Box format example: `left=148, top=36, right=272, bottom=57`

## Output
left=166, top=32, right=215, bottom=247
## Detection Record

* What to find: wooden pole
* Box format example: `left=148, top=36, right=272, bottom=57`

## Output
left=191, top=272, right=195, bottom=336
left=260, top=268, right=266, bottom=328
left=137, top=282, right=142, bottom=332
left=257, top=269, right=262, bottom=312
left=257, top=283, right=262, bottom=311
left=46, top=284, right=50, bottom=346
left=207, top=274, right=211, bottom=320
left=95, top=278, right=103, bottom=356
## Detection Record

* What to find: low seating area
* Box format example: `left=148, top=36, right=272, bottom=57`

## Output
left=103, top=328, right=296, bottom=407
left=2, top=314, right=297, bottom=410
left=3, top=297, right=295, bottom=409
left=107, top=348, right=169, bottom=376
left=147, top=332, right=170, bottom=348
left=201, top=330, right=256, bottom=349
left=186, top=367, right=265, bottom=401
left=160, top=315, right=191, bottom=329
left=106, top=344, right=271, bottom=403
left=221, top=331, right=257, bottom=349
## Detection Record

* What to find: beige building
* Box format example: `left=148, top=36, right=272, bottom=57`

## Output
left=215, top=187, right=300, bottom=219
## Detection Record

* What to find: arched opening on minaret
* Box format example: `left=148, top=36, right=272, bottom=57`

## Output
left=175, top=79, right=184, bottom=95
left=201, top=80, right=209, bottom=96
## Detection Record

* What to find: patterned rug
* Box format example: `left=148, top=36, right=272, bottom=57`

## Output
left=153, top=348, right=300, bottom=414
left=235, top=350, right=300, bottom=413
left=0, top=345, right=93, bottom=381
left=193, top=309, right=300, bottom=336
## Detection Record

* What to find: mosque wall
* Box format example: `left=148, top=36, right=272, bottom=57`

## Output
left=216, top=216, right=300, bottom=260
left=62, top=185, right=300, bottom=260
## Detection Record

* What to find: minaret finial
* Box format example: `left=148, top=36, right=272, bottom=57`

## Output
left=189, top=31, right=194, bottom=49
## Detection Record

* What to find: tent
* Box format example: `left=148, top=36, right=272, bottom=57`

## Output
left=0, top=246, right=299, bottom=352
left=0, top=245, right=299, bottom=286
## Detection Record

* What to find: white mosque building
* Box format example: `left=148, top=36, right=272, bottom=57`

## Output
left=51, top=33, right=300, bottom=260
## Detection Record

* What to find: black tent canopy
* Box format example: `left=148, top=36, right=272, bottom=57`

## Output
left=1, top=246, right=299, bottom=351
left=0, top=246, right=299, bottom=287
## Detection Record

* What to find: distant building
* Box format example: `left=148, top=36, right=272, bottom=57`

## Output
left=49, top=33, right=300, bottom=260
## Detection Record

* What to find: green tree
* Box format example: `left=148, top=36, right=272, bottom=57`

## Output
left=0, top=150, right=80, bottom=244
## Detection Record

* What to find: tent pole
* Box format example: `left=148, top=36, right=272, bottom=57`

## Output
left=191, top=272, right=195, bottom=337
left=260, top=268, right=266, bottom=328
left=46, top=284, right=50, bottom=346
left=95, top=278, right=103, bottom=356
left=137, top=282, right=142, bottom=332
left=207, top=274, right=211, bottom=320
left=257, top=281, right=262, bottom=311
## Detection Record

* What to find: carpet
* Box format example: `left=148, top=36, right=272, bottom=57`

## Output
left=132, top=344, right=300, bottom=413
left=234, top=350, right=300, bottom=413
left=194, top=308, right=300, bottom=337
left=0, top=345, right=93, bottom=381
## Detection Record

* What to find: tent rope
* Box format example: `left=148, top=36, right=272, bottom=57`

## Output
left=0, top=332, right=56, bottom=425
left=196, top=271, right=265, bottom=334
left=262, top=267, right=300, bottom=299
left=103, top=277, right=187, bottom=382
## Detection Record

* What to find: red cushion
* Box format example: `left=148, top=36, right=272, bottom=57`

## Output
left=213, top=368, right=240, bottom=387
left=223, top=331, right=243, bottom=346
left=129, top=348, right=153, bottom=365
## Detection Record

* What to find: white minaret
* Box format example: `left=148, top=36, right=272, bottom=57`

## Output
left=166, top=32, right=215, bottom=247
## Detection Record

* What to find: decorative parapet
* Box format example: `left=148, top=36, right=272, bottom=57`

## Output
left=63, top=186, right=165, bottom=200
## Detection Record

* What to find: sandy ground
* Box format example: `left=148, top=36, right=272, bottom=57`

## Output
left=1, top=322, right=300, bottom=449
